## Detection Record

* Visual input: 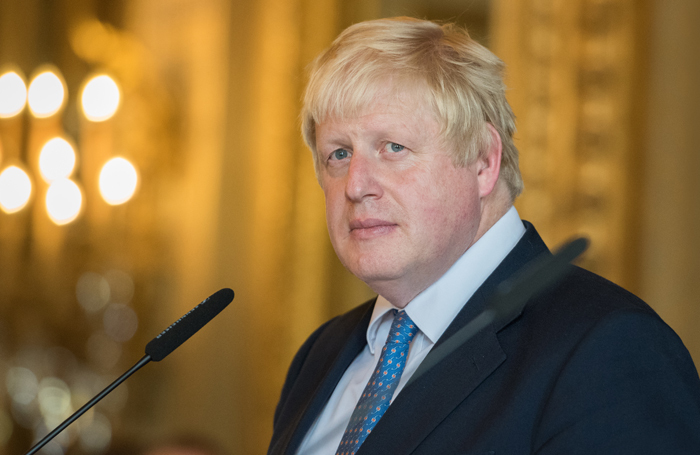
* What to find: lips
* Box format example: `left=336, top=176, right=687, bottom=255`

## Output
left=349, top=218, right=397, bottom=238
left=349, top=218, right=394, bottom=229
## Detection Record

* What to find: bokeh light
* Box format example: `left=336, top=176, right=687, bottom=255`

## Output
left=39, top=137, right=77, bottom=183
left=103, top=304, right=138, bottom=342
left=6, top=367, right=39, bottom=405
left=37, top=377, right=72, bottom=419
left=78, top=411, right=111, bottom=453
left=0, top=71, right=27, bottom=117
left=76, top=272, right=111, bottom=313
left=0, top=165, right=32, bottom=213
left=27, top=70, right=66, bottom=118
left=81, top=74, right=120, bottom=122
left=46, top=178, right=82, bottom=225
left=99, top=157, right=137, bottom=205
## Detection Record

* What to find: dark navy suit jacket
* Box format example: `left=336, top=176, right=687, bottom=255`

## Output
left=268, top=222, right=700, bottom=454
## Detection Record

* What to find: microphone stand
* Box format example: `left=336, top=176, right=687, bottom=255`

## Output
left=22, top=287, right=234, bottom=455
left=24, top=355, right=152, bottom=455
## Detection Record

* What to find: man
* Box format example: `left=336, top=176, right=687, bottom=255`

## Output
left=268, top=17, right=700, bottom=455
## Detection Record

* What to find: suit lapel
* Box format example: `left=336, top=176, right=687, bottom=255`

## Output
left=357, top=222, right=550, bottom=454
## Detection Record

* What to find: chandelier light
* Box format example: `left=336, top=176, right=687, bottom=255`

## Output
left=27, top=69, right=66, bottom=118
left=0, top=71, right=27, bottom=118
left=39, top=137, right=77, bottom=183
left=81, top=74, right=120, bottom=122
left=46, top=178, right=82, bottom=225
left=99, top=157, right=138, bottom=205
left=0, top=165, right=32, bottom=213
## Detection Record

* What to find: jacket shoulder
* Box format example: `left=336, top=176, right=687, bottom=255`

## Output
left=520, top=268, right=700, bottom=452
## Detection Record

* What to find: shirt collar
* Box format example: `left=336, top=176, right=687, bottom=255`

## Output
left=366, top=206, right=526, bottom=352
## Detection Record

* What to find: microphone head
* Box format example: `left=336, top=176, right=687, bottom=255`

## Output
left=145, top=288, right=234, bottom=361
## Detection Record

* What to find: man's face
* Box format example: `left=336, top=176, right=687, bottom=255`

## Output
left=316, top=85, right=487, bottom=306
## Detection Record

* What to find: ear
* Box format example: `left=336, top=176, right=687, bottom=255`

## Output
left=476, top=123, right=502, bottom=198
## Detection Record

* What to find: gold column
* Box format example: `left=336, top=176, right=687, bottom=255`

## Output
left=244, top=0, right=306, bottom=449
left=491, top=0, right=646, bottom=290
left=242, top=0, right=342, bottom=449
left=124, top=0, right=237, bottom=448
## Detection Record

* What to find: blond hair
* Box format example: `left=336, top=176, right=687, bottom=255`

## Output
left=302, top=17, right=523, bottom=200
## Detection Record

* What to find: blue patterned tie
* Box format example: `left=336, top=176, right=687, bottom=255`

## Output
left=336, top=310, right=418, bottom=455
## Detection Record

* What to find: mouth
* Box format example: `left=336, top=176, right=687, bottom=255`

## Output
left=349, top=218, right=397, bottom=238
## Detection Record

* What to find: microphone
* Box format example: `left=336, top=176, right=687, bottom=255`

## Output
left=146, top=288, right=234, bottom=361
left=24, top=288, right=235, bottom=455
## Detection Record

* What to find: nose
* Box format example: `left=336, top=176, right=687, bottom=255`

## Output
left=345, top=152, right=383, bottom=202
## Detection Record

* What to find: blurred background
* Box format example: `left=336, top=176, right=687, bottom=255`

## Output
left=0, top=0, right=698, bottom=454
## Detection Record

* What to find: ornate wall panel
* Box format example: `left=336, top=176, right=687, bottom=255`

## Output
left=492, top=0, right=645, bottom=289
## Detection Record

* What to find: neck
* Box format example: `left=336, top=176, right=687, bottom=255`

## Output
left=473, top=185, right=512, bottom=246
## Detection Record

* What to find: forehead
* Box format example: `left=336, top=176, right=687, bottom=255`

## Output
left=316, top=74, right=437, bottom=122
left=319, top=82, right=439, bottom=131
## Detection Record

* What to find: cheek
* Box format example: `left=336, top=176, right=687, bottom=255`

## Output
left=419, top=170, right=481, bottom=232
left=323, top=186, right=346, bottom=236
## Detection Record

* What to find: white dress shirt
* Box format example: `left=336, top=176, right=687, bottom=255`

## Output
left=295, top=207, right=526, bottom=455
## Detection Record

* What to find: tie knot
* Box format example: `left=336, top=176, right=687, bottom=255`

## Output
left=386, top=310, right=418, bottom=346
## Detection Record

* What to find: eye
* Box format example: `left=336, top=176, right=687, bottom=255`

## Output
left=386, top=142, right=405, bottom=153
left=329, top=148, right=350, bottom=161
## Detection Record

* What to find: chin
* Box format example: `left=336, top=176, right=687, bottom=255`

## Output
left=345, top=255, right=405, bottom=288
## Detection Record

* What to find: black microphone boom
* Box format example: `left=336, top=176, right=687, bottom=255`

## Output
left=24, top=288, right=235, bottom=455
left=145, top=288, right=234, bottom=361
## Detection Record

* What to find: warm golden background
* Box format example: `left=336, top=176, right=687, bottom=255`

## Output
left=0, top=0, right=698, bottom=454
